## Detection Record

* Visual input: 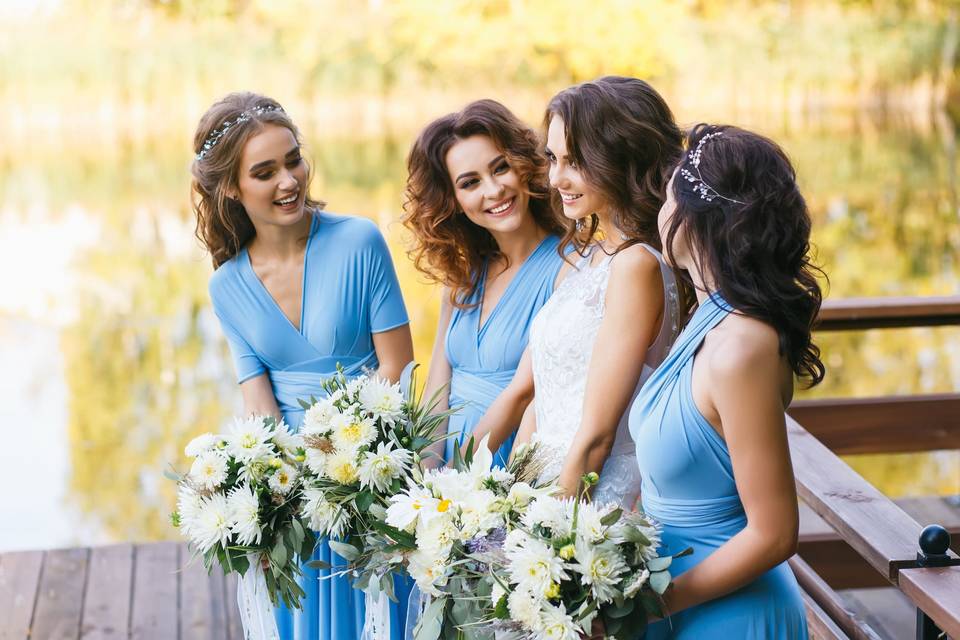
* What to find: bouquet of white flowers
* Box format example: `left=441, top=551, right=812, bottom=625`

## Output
left=483, top=472, right=685, bottom=640
left=380, top=439, right=557, bottom=640
left=296, top=366, right=450, bottom=600
left=169, top=415, right=316, bottom=636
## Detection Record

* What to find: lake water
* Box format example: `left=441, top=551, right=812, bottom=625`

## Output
left=1, top=108, right=957, bottom=551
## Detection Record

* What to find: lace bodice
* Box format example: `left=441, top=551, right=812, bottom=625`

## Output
left=528, top=244, right=680, bottom=507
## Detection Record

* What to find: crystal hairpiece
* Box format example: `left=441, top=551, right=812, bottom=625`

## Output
left=195, top=104, right=284, bottom=160
left=679, top=132, right=745, bottom=205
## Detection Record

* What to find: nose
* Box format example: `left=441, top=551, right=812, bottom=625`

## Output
left=483, top=176, right=506, bottom=201
left=278, top=167, right=298, bottom=191
left=549, top=163, right=567, bottom=190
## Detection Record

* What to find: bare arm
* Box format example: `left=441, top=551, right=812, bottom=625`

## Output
left=555, top=247, right=663, bottom=496
left=421, top=290, right=454, bottom=467
left=663, top=326, right=799, bottom=614
left=372, top=324, right=414, bottom=384
left=465, top=348, right=535, bottom=457
left=511, top=400, right=537, bottom=454
left=240, top=374, right=283, bottom=420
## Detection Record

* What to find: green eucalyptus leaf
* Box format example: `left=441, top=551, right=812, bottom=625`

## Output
left=493, top=594, right=509, bottom=619
left=607, top=598, right=634, bottom=619
left=414, top=596, right=446, bottom=640
left=649, top=570, right=671, bottom=595
left=329, top=540, right=360, bottom=561
left=600, top=507, right=623, bottom=527
left=646, top=556, right=672, bottom=572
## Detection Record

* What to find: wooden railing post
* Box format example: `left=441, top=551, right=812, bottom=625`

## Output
left=915, top=525, right=960, bottom=640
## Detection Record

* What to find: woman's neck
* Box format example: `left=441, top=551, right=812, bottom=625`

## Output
left=248, top=212, right=313, bottom=261
left=594, top=209, right=624, bottom=253
left=688, top=261, right=717, bottom=304
left=489, top=215, right=547, bottom=268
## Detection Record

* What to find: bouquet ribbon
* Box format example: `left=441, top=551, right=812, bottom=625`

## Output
left=236, top=558, right=280, bottom=640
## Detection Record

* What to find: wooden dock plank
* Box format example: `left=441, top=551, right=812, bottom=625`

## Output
left=0, top=550, right=44, bottom=640
left=179, top=543, right=227, bottom=640
left=32, top=547, right=89, bottom=640
left=130, top=542, right=179, bottom=640
left=223, top=571, right=242, bottom=640
left=80, top=544, right=133, bottom=640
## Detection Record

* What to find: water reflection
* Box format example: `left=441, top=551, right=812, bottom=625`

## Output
left=0, top=116, right=957, bottom=548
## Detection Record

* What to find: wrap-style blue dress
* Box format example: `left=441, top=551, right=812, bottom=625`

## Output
left=628, top=294, right=807, bottom=639
left=209, top=211, right=413, bottom=640
left=443, top=234, right=564, bottom=466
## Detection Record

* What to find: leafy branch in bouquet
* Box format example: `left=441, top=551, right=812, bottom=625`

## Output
left=167, top=415, right=317, bottom=610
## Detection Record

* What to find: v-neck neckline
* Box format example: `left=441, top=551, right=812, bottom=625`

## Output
left=475, top=234, right=551, bottom=337
left=242, top=213, right=318, bottom=335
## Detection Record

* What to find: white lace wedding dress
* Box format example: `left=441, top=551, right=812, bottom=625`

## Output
left=528, top=243, right=680, bottom=509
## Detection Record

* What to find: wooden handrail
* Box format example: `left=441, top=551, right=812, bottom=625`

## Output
left=816, top=295, right=960, bottom=331
left=789, top=556, right=883, bottom=640
left=788, top=416, right=960, bottom=634
left=788, top=393, right=960, bottom=455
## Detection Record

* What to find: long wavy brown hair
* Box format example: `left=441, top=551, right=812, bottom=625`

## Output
left=402, top=99, right=564, bottom=306
left=545, top=76, right=683, bottom=257
left=191, top=92, right=324, bottom=268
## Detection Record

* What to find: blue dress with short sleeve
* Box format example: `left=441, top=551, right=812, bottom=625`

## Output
left=628, top=294, right=807, bottom=639
left=209, top=211, right=412, bottom=640
left=443, top=234, right=564, bottom=466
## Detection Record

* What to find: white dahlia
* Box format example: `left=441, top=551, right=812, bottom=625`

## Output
left=523, top=496, right=573, bottom=536
left=268, top=461, right=299, bottom=495
left=228, top=483, right=262, bottom=546
left=302, top=397, right=337, bottom=436
left=324, top=450, right=360, bottom=485
left=189, top=451, right=228, bottom=491
left=330, top=412, right=377, bottom=453
left=357, top=376, right=405, bottom=425
left=407, top=549, right=449, bottom=596
left=226, top=415, right=275, bottom=464
left=386, top=483, right=439, bottom=532
left=192, top=492, right=233, bottom=553
left=507, top=587, right=543, bottom=630
left=357, top=441, right=412, bottom=492
left=571, top=542, right=628, bottom=603
left=184, top=432, right=219, bottom=458
left=176, top=484, right=203, bottom=536
left=271, top=420, right=303, bottom=457
left=506, top=535, right=568, bottom=598
left=302, top=487, right=348, bottom=538
left=535, top=602, right=580, bottom=640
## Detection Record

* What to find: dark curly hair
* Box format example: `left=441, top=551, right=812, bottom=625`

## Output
left=544, top=76, right=684, bottom=256
left=402, top=99, right=564, bottom=306
left=663, top=124, right=826, bottom=386
left=190, top=92, right=324, bottom=268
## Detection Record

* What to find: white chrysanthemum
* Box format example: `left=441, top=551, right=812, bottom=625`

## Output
left=386, top=483, right=440, bottom=532
left=458, top=489, right=502, bottom=538
left=304, top=448, right=329, bottom=476
left=324, top=450, right=360, bottom=485
left=426, top=468, right=473, bottom=504
left=226, top=415, right=275, bottom=464
left=358, top=376, right=405, bottom=425
left=358, top=441, right=412, bottom=492
left=488, top=467, right=514, bottom=485
left=271, top=421, right=303, bottom=456
left=623, top=568, right=650, bottom=599
left=330, top=413, right=377, bottom=453
left=189, top=451, right=228, bottom=491
left=302, top=397, right=338, bottom=436
left=303, top=487, right=348, bottom=538
left=571, top=542, right=628, bottom=603
left=345, top=377, right=365, bottom=400
left=227, top=484, right=262, bottom=546
left=176, top=484, right=203, bottom=536
left=575, top=502, right=608, bottom=544
left=523, top=496, right=573, bottom=536
left=268, top=462, right=299, bottom=495
left=415, top=513, right=458, bottom=558
left=535, top=602, right=580, bottom=640
left=407, top=549, right=449, bottom=596
left=507, top=587, right=543, bottom=630
left=506, top=535, right=568, bottom=598
left=184, top=433, right=219, bottom=457
left=192, top=492, right=233, bottom=553
left=609, top=512, right=662, bottom=560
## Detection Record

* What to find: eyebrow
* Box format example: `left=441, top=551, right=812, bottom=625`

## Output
left=455, top=154, right=507, bottom=183
left=249, top=145, right=300, bottom=173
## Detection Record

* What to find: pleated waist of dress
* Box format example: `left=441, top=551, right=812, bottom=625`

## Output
left=642, top=492, right=747, bottom=529
left=449, top=368, right=516, bottom=410
left=269, top=351, right=379, bottom=421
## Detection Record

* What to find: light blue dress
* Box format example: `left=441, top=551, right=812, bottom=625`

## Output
left=444, top=234, right=564, bottom=466
left=628, top=293, right=807, bottom=639
left=209, top=211, right=413, bottom=640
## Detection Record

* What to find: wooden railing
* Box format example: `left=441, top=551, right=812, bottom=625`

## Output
left=787, top=294, right=960, bottom=640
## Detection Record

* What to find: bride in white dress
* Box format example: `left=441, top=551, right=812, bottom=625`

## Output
left=468, top=77, right=685, bottom=508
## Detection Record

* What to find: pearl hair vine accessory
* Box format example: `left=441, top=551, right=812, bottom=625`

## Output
left=679, top=132, right=745, bottom=205
left=195, top=104, right=284, bottom=160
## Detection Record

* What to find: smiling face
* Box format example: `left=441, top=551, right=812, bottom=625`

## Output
left=545, top=115, right=606, bottom=221
left=232, top=124, right=309, bottom=228
left=444, top=134, right=532, bottom=237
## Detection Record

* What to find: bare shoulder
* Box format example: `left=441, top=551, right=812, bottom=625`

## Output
left=704, top=314, right=782, bottom=380
left=610, top=243, right=661, bottom=277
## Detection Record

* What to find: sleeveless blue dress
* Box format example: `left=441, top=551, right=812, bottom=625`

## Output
left=628, top=294, right=807, bottom=639
left=209, top=211, right=413, bottom=640
left=444, top=234, right=564, bottom=466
